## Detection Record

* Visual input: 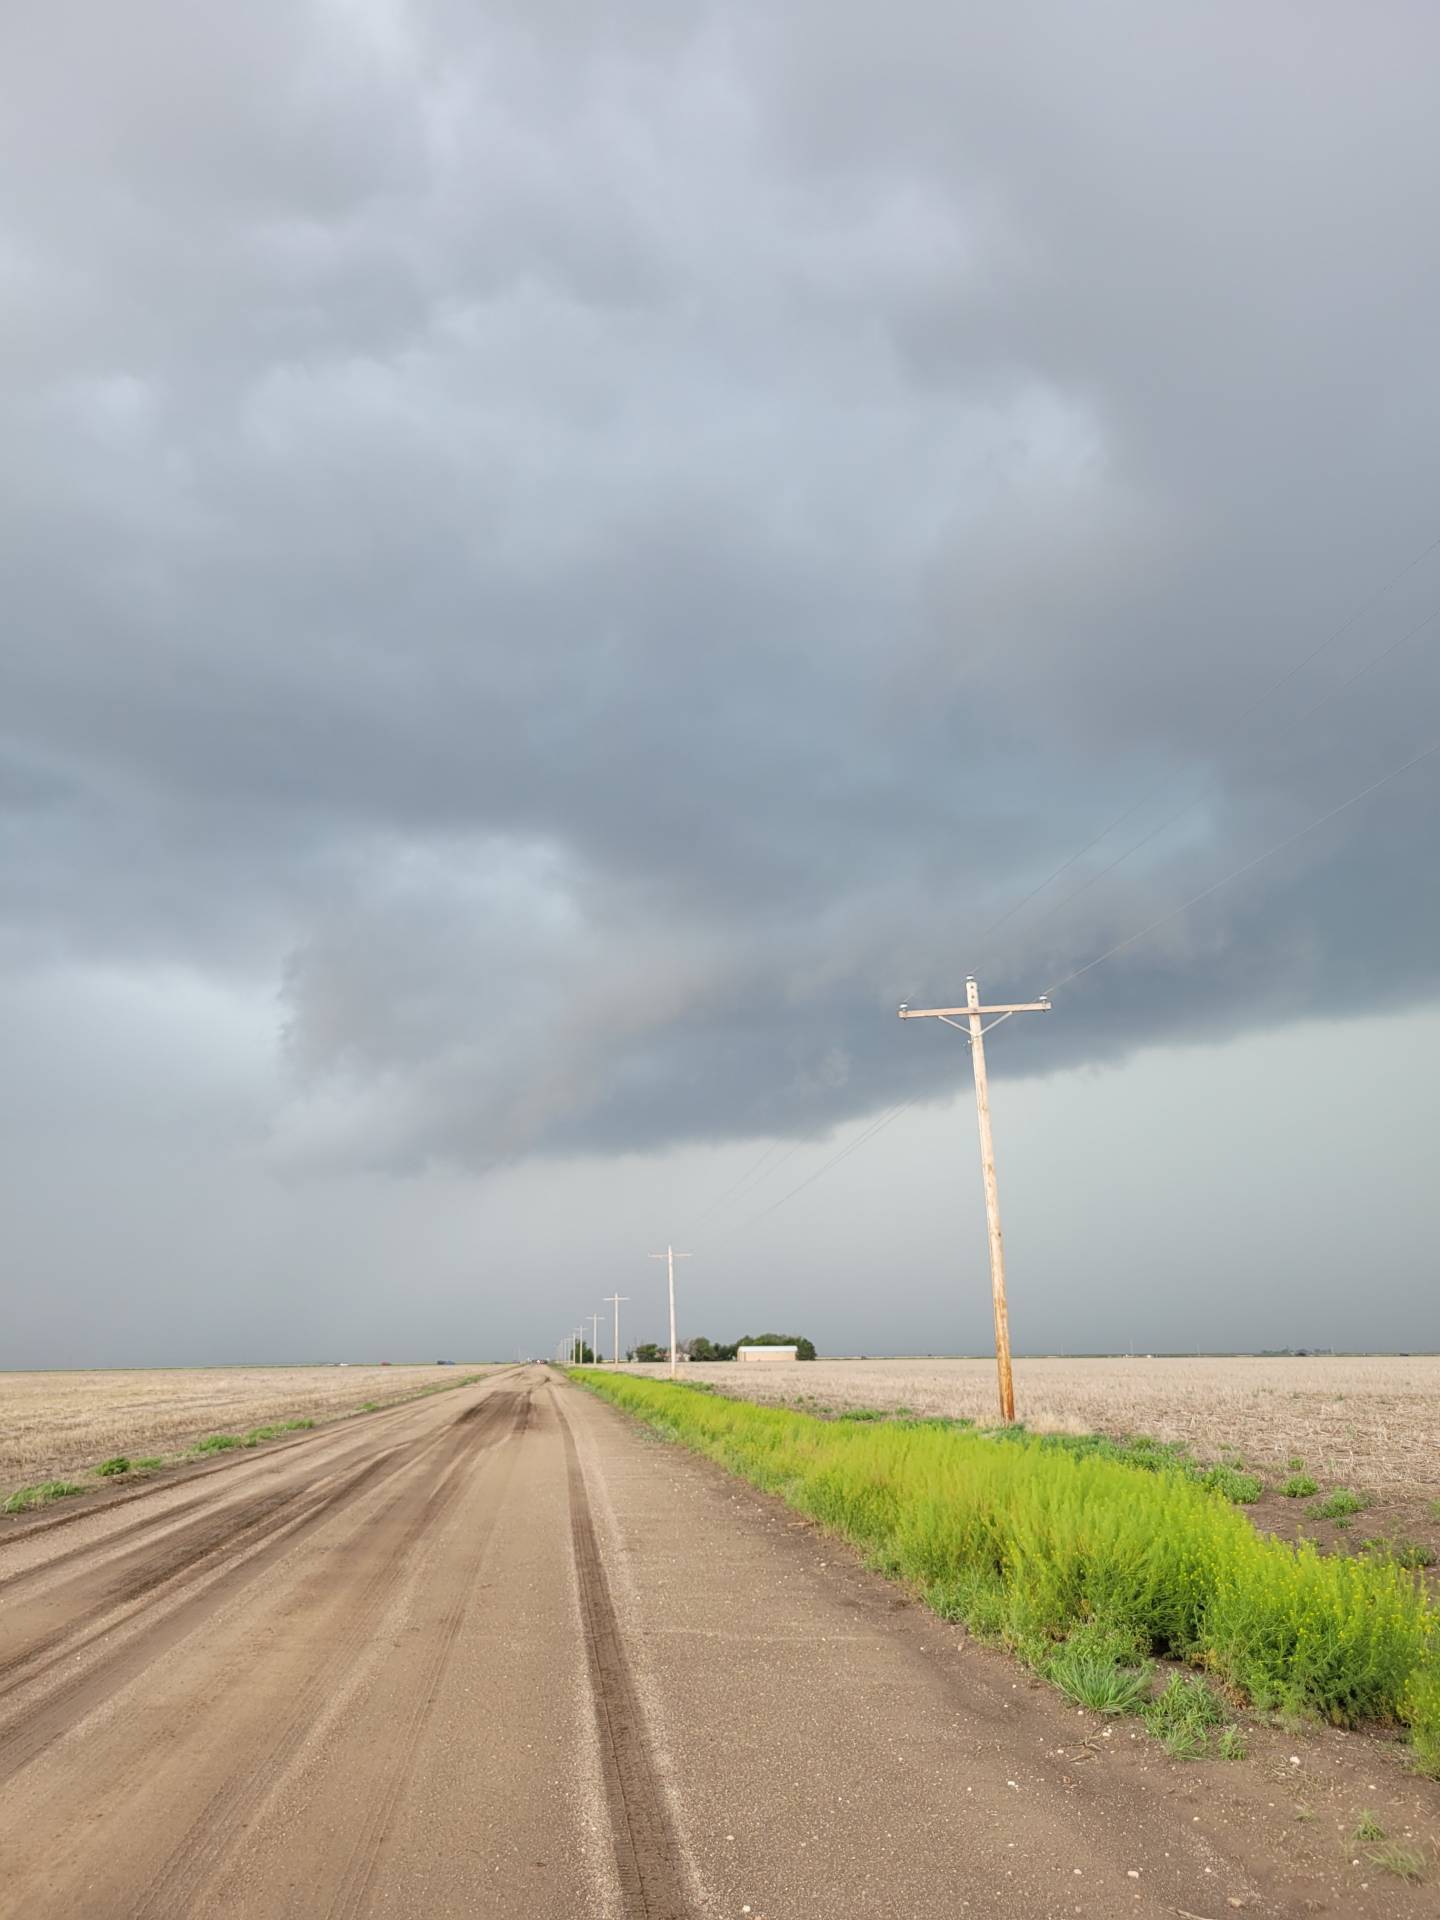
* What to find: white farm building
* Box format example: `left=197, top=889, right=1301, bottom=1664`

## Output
left=736, top=1344, right=798, bottom=1364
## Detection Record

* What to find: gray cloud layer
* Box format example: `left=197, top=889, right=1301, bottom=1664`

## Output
left=5, top=2, right=1440, bottom=1180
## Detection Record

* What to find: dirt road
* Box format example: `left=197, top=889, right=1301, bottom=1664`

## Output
left=1, top=1369, right=1432, bottom=1917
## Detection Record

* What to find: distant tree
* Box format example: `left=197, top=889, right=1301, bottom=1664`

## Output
left=630, top=1342, right=666, bottom=1363
left=686, top=1336, right=717, bottom=1362
left=737, top=1332, right=816, bottom=1361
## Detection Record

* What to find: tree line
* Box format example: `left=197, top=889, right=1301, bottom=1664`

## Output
left=624, top=1332, right=816, bottom=1363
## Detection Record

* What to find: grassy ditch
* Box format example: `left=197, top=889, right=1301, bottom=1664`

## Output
left=571, top=1371, right=1440, bottom=1775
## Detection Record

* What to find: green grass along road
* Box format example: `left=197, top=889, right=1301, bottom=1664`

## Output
left=569, top=1370, right=1440, bottom=1776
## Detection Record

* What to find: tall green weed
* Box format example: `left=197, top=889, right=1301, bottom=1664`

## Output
left=572, top=1372, right=1439, bottom=1764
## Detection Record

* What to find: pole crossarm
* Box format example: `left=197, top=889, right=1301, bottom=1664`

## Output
left=898, top=1001, right=1050, bottom=1018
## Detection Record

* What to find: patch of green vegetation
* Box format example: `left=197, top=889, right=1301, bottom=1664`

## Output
left=133, top=1457, right=165, bottom=1472
left=837, top=1407, right=887, bottom=1422
left=1287, top=1456, right=1306, bottom=1473
left=1360, top=1537, right=1437, bottom=1571
left=985, top=1425, right=1191, bottom=1476
left=1281, top=1474, right=1318, bottom=1498
left=571, top=1372, right=1440, bottom=1770
left=1366, top=1842, right=1427, bottom=1883
left=1198, top=1463, right=1264, bottom=1504
left=3, top=1479, right=87, bottom=1513
left=95, top=1455, right=131, bottom=1476
left=1318, top=1488, right=1366, bottom=1520
left=1403, top=1664, right=1440, bottom=1778
left=193, top=1433, right=244, bottom=1453
left=1142, top=1673, right=1227, bottom=1757
left=1047, top=1646, right=1151, bottom=1715
left=358, top=1402, right=380, bottom=1413
left=1352, top=1811, right=1385, bottom=1844
left=238, top=1417, right=318, bottom=1447
left=1218, top=1724, right=1247, bottom=1760
left=894, top=1413, right=975, bottom=1433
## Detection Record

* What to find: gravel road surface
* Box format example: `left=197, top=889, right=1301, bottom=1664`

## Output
left=1, top=1368, right=1432, bottom=1917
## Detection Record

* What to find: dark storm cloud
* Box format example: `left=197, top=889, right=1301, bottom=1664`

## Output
left=4, top=0, right=1440, bottom=1171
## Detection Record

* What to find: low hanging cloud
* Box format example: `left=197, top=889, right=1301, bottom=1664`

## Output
left=4, top=1, right=1440, bottom=1175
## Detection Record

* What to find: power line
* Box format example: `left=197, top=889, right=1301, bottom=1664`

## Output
left=712, top=1099, right=916, bottom=1241
left=990, top=601, right=1440, bottom=975
left=687, top=1139, right=783, bottom=1226
left=1041, top=732, right=1440, bottom=999
left=680, top=1134, right=809, bottom=1240
left=966, top=526, right=1440, bottom=968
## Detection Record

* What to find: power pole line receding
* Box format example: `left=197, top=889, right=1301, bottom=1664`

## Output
left=648, top=1245, right=691, bottom=1381
left=899, top=977, right=1051, bottom=1422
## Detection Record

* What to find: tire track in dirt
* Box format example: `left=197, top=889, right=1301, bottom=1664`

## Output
left=125, top=1391, right=532, bottom=1920
left=0, top=1424, right=413, bottom=1601
left=0, top=1457, right=381, bottom=1692
left=318, top=1392, right=536, bottom=1920
left=0, top=1452, right=399, bottom=1765
left=0, top=1388, right=526, bottom=1674
left=0, top=1396, right=517, bottom=1786
left=0, top=1367, right=526, bottom=1552
left=556, top=1393, right=692, bottom=1920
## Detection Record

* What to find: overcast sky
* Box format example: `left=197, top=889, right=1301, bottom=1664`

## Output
left=4, top=2, right=1439, bottom=1366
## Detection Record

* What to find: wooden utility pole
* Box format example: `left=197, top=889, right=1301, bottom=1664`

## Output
left=899, top=977, right=1051, bottom=1422
left=649, top=1246, right=691, bottom=1381
left=589, top=1312, right=601, bottom=1367
left=604, top=1293, right=628, bottom=1365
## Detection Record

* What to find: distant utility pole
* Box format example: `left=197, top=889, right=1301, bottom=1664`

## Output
left=899, top=976, right=1051, bottom=1423
left=604, top=1293, right=629, bottom=1365
left=574, top=1325, right=584, bottom=1366
left=589, top=1312, right=601, bottom=1367
left=649, top=1245, right=691, bottom=1381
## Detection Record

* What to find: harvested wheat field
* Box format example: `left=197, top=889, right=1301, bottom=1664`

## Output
left=614, top=1354, right=1440, bottom=1493
left=0, top=1364, right=492, bottom=1488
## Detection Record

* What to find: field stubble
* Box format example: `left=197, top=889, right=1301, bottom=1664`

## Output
left=0, top=1365, right=489, bottom=1487
left=612, top=1354, right=1440, bottom=1494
